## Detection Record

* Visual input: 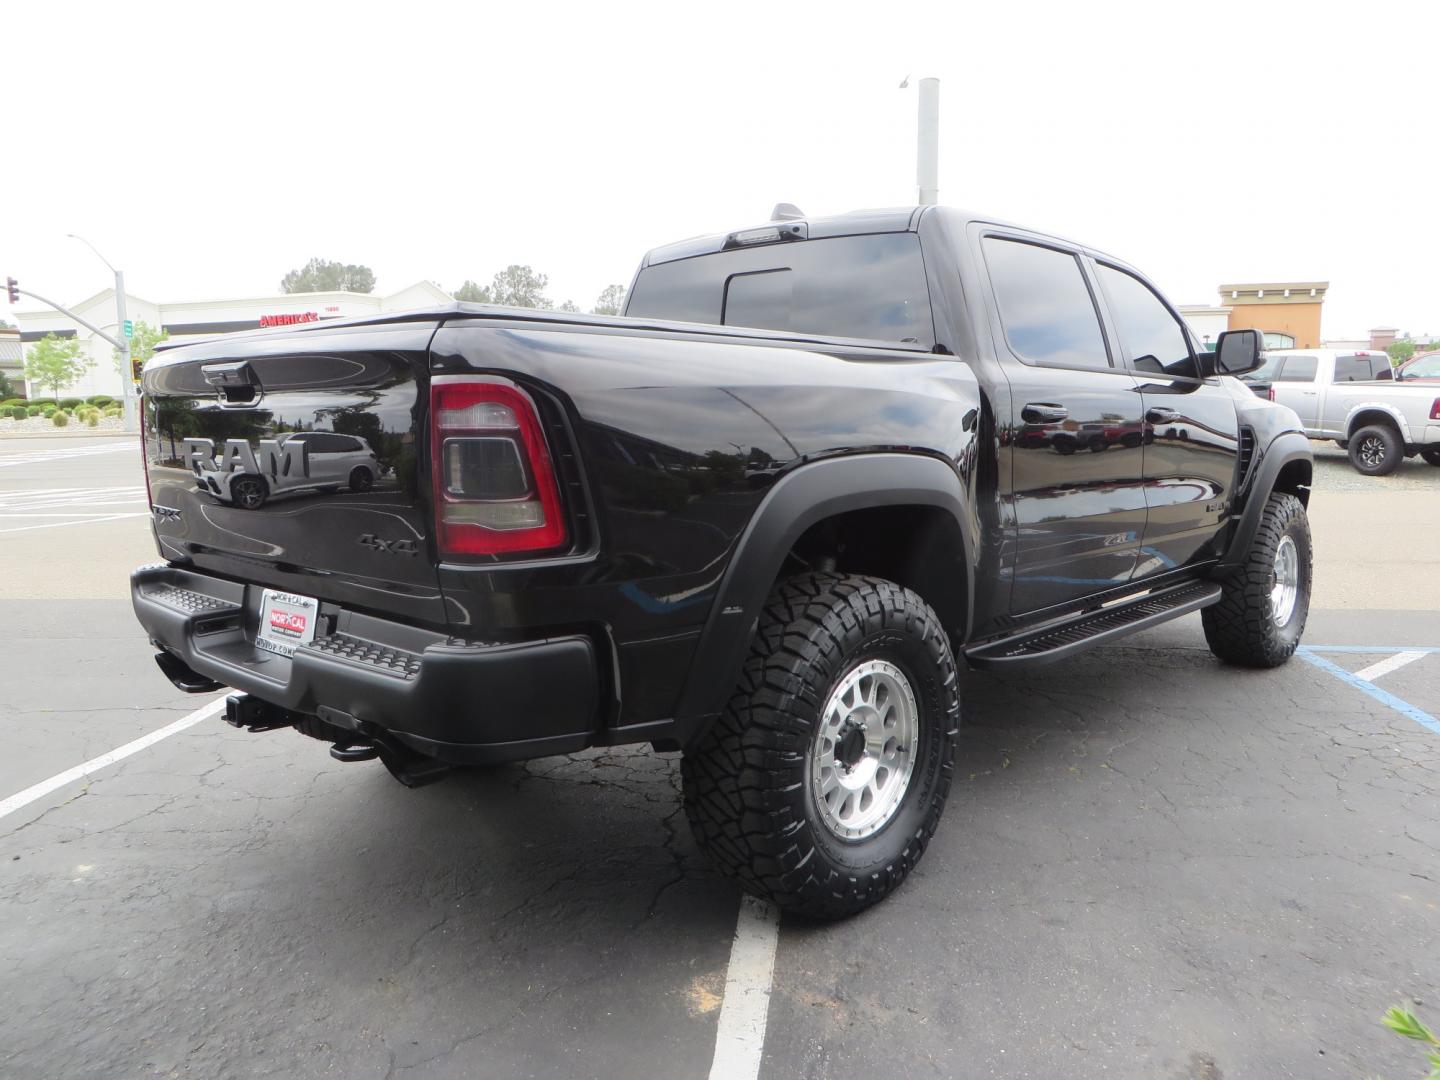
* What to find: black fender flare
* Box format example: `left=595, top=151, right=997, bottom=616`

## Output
left=1217, top=430, right=1312, bottom=570
left=672, top=452, right=974, bottom=747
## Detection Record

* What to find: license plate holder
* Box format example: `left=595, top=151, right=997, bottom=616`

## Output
left=255, top=589, right=320, bottom=657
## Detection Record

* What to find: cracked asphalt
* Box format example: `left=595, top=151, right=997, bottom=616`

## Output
left=3, top=436, right=1438, bottom=1079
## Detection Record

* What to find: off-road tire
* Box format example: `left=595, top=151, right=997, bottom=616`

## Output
left=1202, top=493, right=1312, bottom=667
left=1421, top=447, right=1440, bottom=467
left=681, top=573, right=959, bottom=920
left=1348, top=423, right=1402, bottom=476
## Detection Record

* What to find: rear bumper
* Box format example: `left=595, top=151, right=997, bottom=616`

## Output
left=131, top=564, right=600, bottom=764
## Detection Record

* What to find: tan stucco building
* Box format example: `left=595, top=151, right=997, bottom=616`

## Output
left=1219, top=282, right=1328, bottom=349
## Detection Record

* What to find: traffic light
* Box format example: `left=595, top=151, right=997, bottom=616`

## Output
left=5, top=277, right=17, bottom=304
left=132, top=356, right=144, bottom=383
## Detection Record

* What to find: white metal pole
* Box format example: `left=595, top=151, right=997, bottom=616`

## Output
left=917, top=77, right=940, bottom=206
left=115, top=269, right=137, bottom=433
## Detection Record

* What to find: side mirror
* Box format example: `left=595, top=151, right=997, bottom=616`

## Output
left=1215, top=329, right=1263, bottom=376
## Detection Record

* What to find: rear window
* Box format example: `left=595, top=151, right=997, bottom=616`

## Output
left=1334, top=355, right=1373, bottom=381
left=625, top=233, right=935, bottom=346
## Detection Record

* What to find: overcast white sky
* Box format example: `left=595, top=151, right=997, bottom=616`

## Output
left=4, top=0, right=1437, bottom=339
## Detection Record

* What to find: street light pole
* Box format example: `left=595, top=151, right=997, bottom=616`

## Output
left=67, top=234, right=137, bottom=434
left=916, top=77, right=939, bottom=206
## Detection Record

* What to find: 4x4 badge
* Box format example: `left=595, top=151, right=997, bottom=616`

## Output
left=357, top=533, right=419, bottom=557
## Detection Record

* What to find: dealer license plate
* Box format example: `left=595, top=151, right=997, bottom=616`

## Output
left=255, top=589, right=319, bottom=657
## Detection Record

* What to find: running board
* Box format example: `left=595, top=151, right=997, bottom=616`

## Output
left=965, top=581, right=1222, bottom=670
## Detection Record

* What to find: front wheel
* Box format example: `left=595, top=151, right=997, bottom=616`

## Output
left=228, top=475, right=268, bottom=510
left=681, top=573, right=959, bottom=919
left=1202, top=493, right=1312, bottom=667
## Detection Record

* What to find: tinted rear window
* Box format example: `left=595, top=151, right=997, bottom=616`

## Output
left=626, top=233, right=934, bottom=346
left=1334, top=355, right=1372, bottom=382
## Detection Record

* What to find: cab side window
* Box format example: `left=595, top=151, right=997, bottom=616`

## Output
left=1096, top=264, right=1193, bottom=376
left=1276, top=356, right=1318, bottom=382
left=983, top=237, right=1110, bottom=368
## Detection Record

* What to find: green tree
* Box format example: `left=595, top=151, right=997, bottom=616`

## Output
left=24, top=334, right=92, bottom=401
left=592, top=284, right=626, bottom=316
left=452, top=280, right=493, bottom=303
left=280, top=258, right=376, bottom=294
left=486, top=264, right=550, bottom=309
left=554, top=299, right=580, bottom=313
left=1388, top=340, right=1416, bottom=366
left=112, top=320, right=170, bottom=375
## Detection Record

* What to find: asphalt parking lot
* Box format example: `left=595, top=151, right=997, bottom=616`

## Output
left=3, top=435, right=1438, bottom=1079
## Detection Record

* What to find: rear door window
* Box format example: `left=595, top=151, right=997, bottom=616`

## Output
left=626, top=232, right=935, bottom=346
left=982, top=237, right=1110, bottom=368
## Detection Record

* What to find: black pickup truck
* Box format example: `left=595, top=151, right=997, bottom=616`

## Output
left=133, top=206, right=1314, bottom=918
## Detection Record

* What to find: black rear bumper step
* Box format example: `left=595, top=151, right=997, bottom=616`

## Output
left=965, top=581, right=1222, bottom=670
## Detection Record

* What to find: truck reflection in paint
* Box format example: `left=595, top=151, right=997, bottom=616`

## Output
left=182, top=433, right=383, bottom=510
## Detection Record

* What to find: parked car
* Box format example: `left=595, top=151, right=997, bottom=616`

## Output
left=193, top=431, right=382, bottom=508
left=133, top=205, right=1312, bottom=918
left=1244, top=348, right=1440, bottom=473
left=1397, top=349, right=1440, bottom=383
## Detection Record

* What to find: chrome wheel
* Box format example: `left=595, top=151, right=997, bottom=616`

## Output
left=1271, top=533, right=1299, bottom=627
left=1357, top=435, right=1386, bottom=469
left=809, top=659, right=919, bottom=841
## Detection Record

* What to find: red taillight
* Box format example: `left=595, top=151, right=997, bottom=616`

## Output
left=1431, top=398, right=1440, bottom=421
left=430, top=377, right=567, bottom=557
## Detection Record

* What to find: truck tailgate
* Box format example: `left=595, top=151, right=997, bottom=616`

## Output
left=141, top=321, right=447, bottom=627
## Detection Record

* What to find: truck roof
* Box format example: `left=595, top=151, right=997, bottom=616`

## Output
left=640, top=207, right=926, bottom=267
left=636, top=205, right=1097, bottom=268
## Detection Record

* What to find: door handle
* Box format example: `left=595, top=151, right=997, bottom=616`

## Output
left=1022, top=403, right=1068, bottom=424
left=1146, top=407, right=1181, bottom=424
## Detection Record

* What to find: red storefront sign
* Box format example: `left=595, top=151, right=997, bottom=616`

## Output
left=259, top=312, right=319, bottom=327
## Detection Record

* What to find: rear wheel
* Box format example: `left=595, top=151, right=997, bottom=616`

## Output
left=1203, top=492, right=1312, bottom=667
left=1348, top=424, right=1402, bottom=476
left=348, top=466, right=374, bottom=493
left=681, top=573, right=959, bottom=919
left=1421, top=448, right=1440, bottom=467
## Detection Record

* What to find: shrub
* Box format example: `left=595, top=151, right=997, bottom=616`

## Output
left=52, top=411, right=70, bottom=428
left=57, top=397, right=83, bottom=409
left=103, top=407, right=121, bottom=419
left=0, top=398, right=23, bottom=409
left=27, top=405, right=43, bottom=417
left=86, top=395, right=114, bottom=406
left=9, top=406, right=27, bottom=421
left=85, top=412, right=100, bottom=427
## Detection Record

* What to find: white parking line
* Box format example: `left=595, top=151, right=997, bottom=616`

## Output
left=0, top=697, right=228, bottom=825
left=0, top=513, right=149, bottom=535
left=1353, top=651, right=1428, bottom=683
left=708, top=895, right=781, bottom=1080
left=0, top=443, right=133, bottom=468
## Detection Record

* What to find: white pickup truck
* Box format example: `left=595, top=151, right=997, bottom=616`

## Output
left=1246, top=349, right=1440, bottom=475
